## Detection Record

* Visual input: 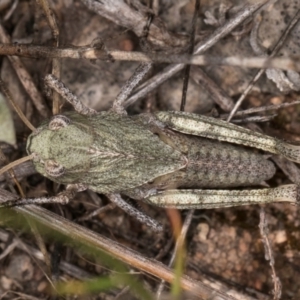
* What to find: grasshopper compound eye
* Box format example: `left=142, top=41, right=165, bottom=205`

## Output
left=44, top=159, right=65, bottom=177
left=49, top=115, right=71, bottom=130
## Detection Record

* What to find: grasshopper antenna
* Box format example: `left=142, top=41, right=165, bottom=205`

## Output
left=0, top=154, right=35, bottom=177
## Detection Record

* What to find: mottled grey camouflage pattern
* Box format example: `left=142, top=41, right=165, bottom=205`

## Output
left=27, top=111, right=276, bottom=199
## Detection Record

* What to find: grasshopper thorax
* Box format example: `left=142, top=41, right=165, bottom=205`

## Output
left=26, top=111, right=187, bottom=194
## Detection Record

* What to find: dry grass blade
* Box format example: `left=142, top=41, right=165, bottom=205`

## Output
left=0, top=78, right=35, bottom=131
left=259, top=209, right=282, bottom=300
left=0, top=24, right=50, bottom=118
left=36, top=0, right=61, bottom=114
left=0, top=188, right=242, bottom=300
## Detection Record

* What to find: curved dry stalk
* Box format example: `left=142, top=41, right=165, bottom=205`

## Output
left=0, top=24, right=50, bottom=118
left=0, top=78, right=35, bottom=131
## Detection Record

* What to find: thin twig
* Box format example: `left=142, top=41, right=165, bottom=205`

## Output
left=180, top=0, right=199, bottom=111
left=221, top=100, right=300, bottom=119
left=0, top=228, right=93, bottom=280
left=231, top=114, right=276, bottom=123
left=80, top=0, right=188, bottom=50
left=0, top=24, right=50, bottom=118
left=0, top=161, right=36, bottom=186
left=2, top=44, right=300, bottom=71
left=3, top=0, right=18, bottom=21
left=0, top=188, right=244, bottom=300
left=156, top=210, right=194, bottom=299
left=124, top=1, right=269, bottom=108
left=227, top=8, right=300, bottom=122
left=76, top=203, right=115, bottom=222
left=0, top=78, right=36, bottom=131
left=272, top=156, right=300, bottom=185
left=259, top=208, right=282, bottom=300
left=0, top=240, right=18, bottom=261
left=191, top=67, right=234, bottom=111
left=27, top=218, right=52, bottom=276
left=36, top=0, right=61, bottom=115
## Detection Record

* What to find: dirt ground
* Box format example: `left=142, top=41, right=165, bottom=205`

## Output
left=0, top=0, right=300, bottom=299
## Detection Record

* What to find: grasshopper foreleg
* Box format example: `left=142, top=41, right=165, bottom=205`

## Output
left=0, top=184, right=80, bottom=208
left=145, top=185, right=300, bottom=209
left=44, top=74, right=97, bottom=116
left=45, top=61, right=152, bottom=117
left=112, top=62, right=152, bottom=114
left=111, top=13, right=153, bottom=114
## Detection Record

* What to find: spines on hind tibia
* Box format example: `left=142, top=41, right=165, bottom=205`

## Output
left=275, top=141, right=300, bottom=164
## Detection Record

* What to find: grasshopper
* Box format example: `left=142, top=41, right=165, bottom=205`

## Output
left=1, top=66, right=300, bottom=231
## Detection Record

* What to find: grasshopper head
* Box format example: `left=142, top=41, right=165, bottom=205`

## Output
left=26, top=113, right=93, bottom=184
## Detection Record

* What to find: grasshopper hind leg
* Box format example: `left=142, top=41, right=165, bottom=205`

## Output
left=107, top=193, right=163, bottom=232
left=155, top=111, right=300, bottom=164
left=144, top=185, right=300, bottom=209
